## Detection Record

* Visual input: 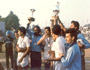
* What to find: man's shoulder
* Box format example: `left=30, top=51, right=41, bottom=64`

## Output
left=70, top=43, right=79, bottom=52
left=24, top=36, right=30, bottom=40
left=73, top=43, right=78, bottom=48
left=77, top=33, right=84, bottom=37
left=57, top=36, right=66, bottom=43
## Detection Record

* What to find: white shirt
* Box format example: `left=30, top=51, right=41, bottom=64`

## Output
left=53, top=36, right=66, bottom=70
left=17, top=36, right=30, bottom=67
left=51, top=41, right=55, bottom=51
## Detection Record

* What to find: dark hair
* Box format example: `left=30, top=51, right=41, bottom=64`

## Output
left=65, top=28, right=77, bottom=42
left=15, top=29, right=18, bottom=33
left=45, top=27, right=50, bottom=32
left=71, top=20, right=80, bottom=30
left=61, top=29, right=65, bottom=37
left=18, top=27, right=26, bottom=35
left=33, top=25, right=41, bottom=33
left=52, top=25, right=61, bottom=35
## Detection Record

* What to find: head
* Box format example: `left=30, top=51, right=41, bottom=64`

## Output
left=70, top=20, right=80, bottom=31
left=6, top=30, right=12, bottom=37
left=18, top=27, right=26, bottom=37
left=65, top=28, right=77, bottom=44
left=44, top=27, right=51, bottom=36
left=15, top=29, right=19, bottom=39
left=51, top=25, right=61, bottom=41
left=33, top=25, right=41, bottom=36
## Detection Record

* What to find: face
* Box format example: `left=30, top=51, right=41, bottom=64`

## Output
left=34, top=27, right=39, bottom=35
left=45, top=29, right=50, bottom=36
left=65, top=33, right=73, bottom=44
left=18, top=30, right=23, bottom=36
left=15, top=32, right=19, bottom=39
left=70, top=23, right=75, bottom=29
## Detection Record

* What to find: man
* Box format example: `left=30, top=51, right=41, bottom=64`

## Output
left=4, top=30, right=14, bottom=70
left=26, top=17, right=43, bottom=70
left=37, top=27, right=53, bottom=70
left=70, top=21, right=90, bottom=70
left=0, top=33, right=4, bottom=52
left=46, top=25, right=66, bottom=70
left=27, top=22, right=42, bottom=70
left=60, top=28, right=81, bottom=70
left=59, top=20, right=90, bottom=70
left=17, top=27, right=30, bottom=70
left=30, top=26, right=42, bottom=70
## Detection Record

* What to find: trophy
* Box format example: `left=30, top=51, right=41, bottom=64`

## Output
left=30, top=9, right=36, bottom=17
left=28, top=9, right=36, bottom=22
left=53, top=1, right=60, bottom=16
left=50, top=1, right=60, bottom=27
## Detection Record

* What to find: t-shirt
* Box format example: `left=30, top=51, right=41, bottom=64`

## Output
left=17, top=36, right=30, bottom=67
left=53, top=36, right=66, bottom=70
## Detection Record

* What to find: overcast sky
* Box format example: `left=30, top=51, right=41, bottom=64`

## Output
left=0, top=0, right=90, bottom=28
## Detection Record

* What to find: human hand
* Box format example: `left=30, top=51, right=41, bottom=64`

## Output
left=44, top=59, right=50, bottom=63
left=77, top=41, right=84, bottom=48
left=30, top=40, right=32, bottom=43
left=16, top=46, right=20, bottom=52
left=43, top=59, right=50, bottom=63
left=19, top=57, right=23, bottom=63
left=59, top=53, right=64, bottom=58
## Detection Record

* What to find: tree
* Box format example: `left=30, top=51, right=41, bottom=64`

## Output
left=0, top=15, right=5, bottom=21
left=5, top=11, right=20, bottom=30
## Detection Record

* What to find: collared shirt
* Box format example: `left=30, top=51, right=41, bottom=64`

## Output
left=61, top=43, right=81, bottom=70
left=31, top=34, right=42, bottom=52
left=26, top=25, right=42, bottom=52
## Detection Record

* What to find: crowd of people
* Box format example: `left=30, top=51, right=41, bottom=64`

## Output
left=0, top=7, right=90, bottom=70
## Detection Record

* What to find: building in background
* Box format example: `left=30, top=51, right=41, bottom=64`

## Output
left=0, top=22, right=5, bottom=33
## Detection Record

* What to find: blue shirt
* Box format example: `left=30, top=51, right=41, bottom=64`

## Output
left=26, top=25, right=33, bottom=39
left=61, top=43, right=81, bottom=70
left=77, top=33, right=90, bottom=48
left=31, top=34, right=42, bottom=52
left=26, top=25, right=42, bottom=52
left=77, top=33, right=90, bottom=55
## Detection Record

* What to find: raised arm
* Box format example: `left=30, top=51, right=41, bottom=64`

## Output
left=37, top=34, right=46, bottom=45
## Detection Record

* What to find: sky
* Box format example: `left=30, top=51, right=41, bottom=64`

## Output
left=0, top=0, right=90, bottom=29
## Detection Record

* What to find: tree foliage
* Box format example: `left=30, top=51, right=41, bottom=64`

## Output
left=0, top=16, right=5, bottom=21
left=5, top=11, right=20, bottom=30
